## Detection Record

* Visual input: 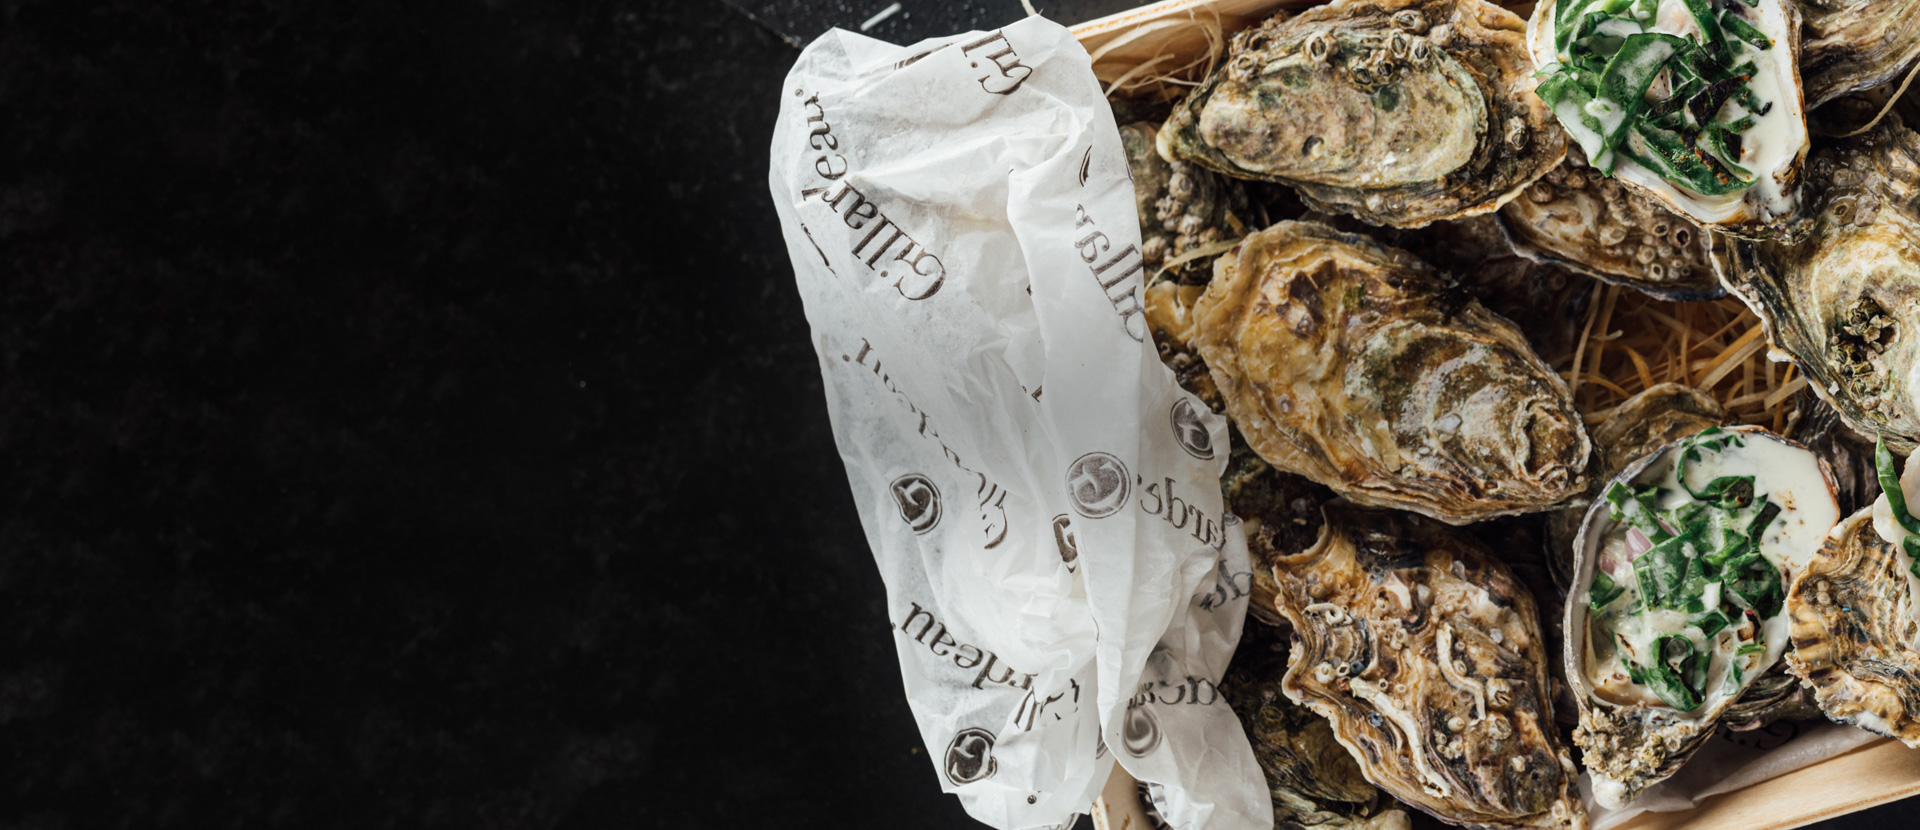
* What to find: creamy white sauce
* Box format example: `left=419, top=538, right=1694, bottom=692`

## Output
left=1530, top=0, right=1807, bottom=226
left=1582, top=430, right=1838, bottom=713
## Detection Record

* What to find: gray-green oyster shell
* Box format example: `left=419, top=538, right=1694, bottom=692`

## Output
left=1158, top=0, right=1564, bottom=228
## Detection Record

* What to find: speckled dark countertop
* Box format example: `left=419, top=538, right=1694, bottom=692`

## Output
left=0, top=1, right=1909, bottom=827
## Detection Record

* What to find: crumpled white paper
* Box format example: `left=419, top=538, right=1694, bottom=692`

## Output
left=768, top=15, right=1271, bottom=830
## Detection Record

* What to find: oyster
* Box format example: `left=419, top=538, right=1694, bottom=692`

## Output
left=1546, top=384, right=1729, bottom=595
left=1716, top=116, right=1920, bottom=451
left=1146, top=279, right=1224, bottom=412
left=1223, top=625, right=1413, bottom=830
left=1717, top=662, right=1822, bottom=731
left=1526, top=0, right=1809, bottom=238
left=1566, top=426, right=1839, bottom=808
left=1122, top=122, right=1245, bottom=284
left=1190, top=220, right=1591, bottom=525
left=1271, top=502, right=1585, bottom=830
left=1159, top=0, right=1565, bottom=228
left=1784, top=442, right=1920, bottom=745
left=1498, top=151, right=1722, bottom=300
left=1800, top=0, right=1920, bottom=110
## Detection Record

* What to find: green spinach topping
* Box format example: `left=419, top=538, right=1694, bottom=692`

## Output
left=1534, top=0, right=1776, bottom=196
left=1595, top=427, right=1784, bottom=710
left=1873, top=437, right=1920, bottom=578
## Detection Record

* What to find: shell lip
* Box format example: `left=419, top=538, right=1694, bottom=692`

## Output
left=1560, top=425, right=1840, bottom=714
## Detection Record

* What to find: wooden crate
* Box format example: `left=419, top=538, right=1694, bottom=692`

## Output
left=1068, top=2, right=1920, bottom=827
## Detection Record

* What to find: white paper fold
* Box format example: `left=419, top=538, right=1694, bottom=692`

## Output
left=769, top=15, right=1271, bottom=830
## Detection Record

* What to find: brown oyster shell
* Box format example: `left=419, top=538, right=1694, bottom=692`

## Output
left=1717, top=115, right=1920, bottom=452
left=1785, top=506, right=1920, bottom=746
left=1272, top=502, right=1585, bottom=830
left=1223, top=625, right=1414, bottom=830
left=1800, top=0, right=1920, bottom=110
left=1122, top=122, right=1244, bottom=284
left=1190, top=220, right=1591, bottom=525
left=1159, top=0, right=1564, bottom=228
left=1498, top=152, right=1723, bottom=301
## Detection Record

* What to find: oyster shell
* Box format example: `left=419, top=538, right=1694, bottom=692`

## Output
left=1526, top=0, right=1809, bottom=239
left=1785, top=389, right=1881, bottom=515
left=1717, top=662, right=1822, bottom=731
left=1784, top=444, right=1920, bottom=745
left=1498, top=151, right=1723, bottom=301
left=1223, top=625, right=1414, bottom=830
left=1717, top=116, right=1920, bottom=451
left=1271, top=502, right=1585, bottom=830
left=1122, top=122, right=1245, bottom=285
left=1566, top=427, right=1839, bottom=808
left=1159, top=0, right=1565, bottom=228
left=1800, top=0, right=1920, bottom=110
left=1190, top=220, right=1591, bottom=525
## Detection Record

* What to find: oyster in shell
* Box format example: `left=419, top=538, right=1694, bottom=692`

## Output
left=1800, top=0, right=1920, bottom=110
left=1271, top=502, right=1585, bottom=830
left=1526, top=0, right=1809, bottom=239
left=1498, top=151, right=1722, bottom=300
left=1190, top=220, right=1591, bottom=525
left=1122, top=122, right=1245, bottom=285
left=1717, top=116, right=1920, bottom=451
left=1566, top=427, right=1839, bottom=808
left=1223, top=625, right=1413, bottom=830
left=1784, top=443, right=1920, bottom=745
left=1159, top=0, right=1565, bottom=228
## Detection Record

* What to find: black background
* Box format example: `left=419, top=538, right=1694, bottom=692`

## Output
left=0, top=0, right=1908, bottom=827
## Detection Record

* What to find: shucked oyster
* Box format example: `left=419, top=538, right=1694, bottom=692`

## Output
left=1527, top=0, right=1809, bottom=238
left=1785, top=442, right=1920, bottom=745
left=1271, top=502, right=1585, bottom=830
left=1567, top=427, right=1839, bottom=808
left=1122, top=122, right=1245, bottom=284
left=1717, top=116, right=1920, bottom=451
left=1223, top=625, right=1412, bottom=830
left=1190, top=220, right=1591, bottom=525
left=1159, top=0, right=1565, bottom=228
left=1799, top=0, right=1920, bottom=110
left=1498, top=151, right=1723, bottom=300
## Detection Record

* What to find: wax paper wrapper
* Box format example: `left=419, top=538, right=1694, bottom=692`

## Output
left=768, top=15, right=1271, bottom=830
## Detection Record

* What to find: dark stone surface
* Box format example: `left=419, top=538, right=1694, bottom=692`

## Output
left=0, top=0, right=1908, bottom=827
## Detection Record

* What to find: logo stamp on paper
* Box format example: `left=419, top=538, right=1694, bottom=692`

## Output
left=1169, top=398, right=1214, bottom=459
left=1050, top=514, right=1078, bottom=570
left=944, top=726, right=998, bottom=785
left=1121, top=704, right=1162, bottom=757
left=1066, top=452, right=1131, bottom=519
left=890, top=474, right=942, bottom=535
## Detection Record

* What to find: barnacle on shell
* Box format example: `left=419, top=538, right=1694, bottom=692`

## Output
left=1498, top=150, right=1723, bottom=301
